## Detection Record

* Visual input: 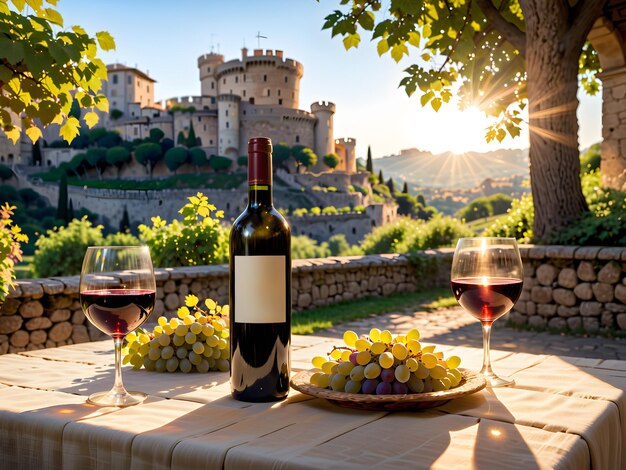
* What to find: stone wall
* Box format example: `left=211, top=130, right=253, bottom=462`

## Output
left=511, top=245, right=626, bottom=334
left=0, top=253, right=454, bottom=355
left=1, top=245, right=624, bottom=355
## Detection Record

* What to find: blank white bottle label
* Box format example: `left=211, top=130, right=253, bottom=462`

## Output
left=234, top=255, right=286, bottom=323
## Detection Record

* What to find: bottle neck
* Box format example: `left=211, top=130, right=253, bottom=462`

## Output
left=248, top=183, right=273, bottom=208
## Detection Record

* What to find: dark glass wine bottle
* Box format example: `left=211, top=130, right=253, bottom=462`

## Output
left=229, top=136, right=291, bottom=402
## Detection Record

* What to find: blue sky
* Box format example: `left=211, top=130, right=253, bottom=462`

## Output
left=57, top=0, right=601, bottom=158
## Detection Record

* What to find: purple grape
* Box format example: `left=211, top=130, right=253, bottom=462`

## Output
left=362, top=378, right=379, bottom=394
left=376, top=381, right=392, bottom=395
left=392, top=381, right=408, bottom=394
left=349, top=352, right=359, bottom=366
left=381, top=368, right=395, bottom=383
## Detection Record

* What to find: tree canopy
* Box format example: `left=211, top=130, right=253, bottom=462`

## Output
left=323, top=0, right=605, bottom=241
left=323, top=152, right=340, bottom=169
left=0, top=0, right=115, bottom=144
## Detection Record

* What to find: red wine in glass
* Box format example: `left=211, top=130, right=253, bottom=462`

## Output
left=451, top=277, right=523, bottom=323
left=81, top=289, right=155, bottom=338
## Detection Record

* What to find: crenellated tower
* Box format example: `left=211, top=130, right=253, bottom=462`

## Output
left=217, top=94, right=241, bottom=157
left=311, top=101, right=335, bottom=165
left=198, top=53, right=225, bottom=108
left=335, top=137, right=357, bottom=174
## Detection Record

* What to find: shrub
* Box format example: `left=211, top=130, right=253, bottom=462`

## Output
left=291, top=235, right=329, bottom=259
left=209, top=155, right=232, bottom=172
left=273, top=142, right=291, bottom=168
left=406, top=215, right=474, bottom=251
left=237, top=156, right=248, bottom=167
left=149, top=128, right=165, bottom=143
left=32, top=217, right=105, bottom=277
left=18, top=188, right=41, bottom=205
left=323, top=153, right=339, bottom=169
left=322, top=206, right=338, bottom=215
left=292, top=208, right=308, bottom=216
left=483, top=193, right=534, bottom=243
left=106, top=146, right=131, bottom=175
left=135, top=142, right=163, bottom=177
left=190, top=148, right=208, bottom=170
left=164, top=147, right=189, bottom=173
left=0, top=164, right=14, bottom=182
left=580, top=143, right=600, bottom=174
left=328, top=234, right=363, bottom=256
left=103, top=231, right=141, bottom=247
left=138, top=193, right=228, bottom=267
left=361, top=217, right=419, bottom=254
left=0, top=204, right=28, bottom=302
left=456, top=193, right=513, bottom=222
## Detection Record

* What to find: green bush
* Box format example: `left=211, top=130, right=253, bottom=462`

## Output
left=291, top=235, right=329, bottom=259
left=292, top=208, right=308, bottom=216
left=407, top=215, right=474, bottom=251
left=322, top=206, right=338, bottom=215
left=164, top=147, right=189, bottom=173
left=328, top=234, right=363, bottom=256
left=0, top=164, right=14, bottom=182
left=457, top=193, right=513, bottom=222
left=580, top=143, right=601, bottom=174
left=138, top=193, right=228, bottom=267
left=483, top=193, right=534, bottom=243
left=361, top=217, right=419, bottom=254
left=237, top=156, right=248, bottom=167
left=103, top=231, right=141, bottom=247
left=209, top=155, right=232, bottom=172
left=32, top=217, right=105, bottom=277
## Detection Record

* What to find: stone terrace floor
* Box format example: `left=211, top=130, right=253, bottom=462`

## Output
left=319, top=305, right=626, bottom=361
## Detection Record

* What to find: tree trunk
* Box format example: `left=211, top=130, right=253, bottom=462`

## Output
left=523, top=1, right=588, bottom=242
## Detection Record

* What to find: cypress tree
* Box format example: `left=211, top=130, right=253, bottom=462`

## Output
left=186, top=121, right=197, bottom=148
left=119, top=206, right=130, bottom=232
left=387, top=178, right=396, bottom=194
left=378, top=169, right=384, bottom=185
left=417, top=193, right=426, bottom=206
left=366, top=145, right=373, bottom=173
left=56, top=173, right=68, bottom=222
left=177, top=131, right=186, bottom=146
left=32, top=140, right=42, bottom=166
left=402, top=181, right=409, bottom=194
left=67, top=198, right=75, bottom=222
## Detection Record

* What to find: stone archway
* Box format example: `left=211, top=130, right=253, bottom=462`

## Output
left=588, top=5, right=626, bottom=190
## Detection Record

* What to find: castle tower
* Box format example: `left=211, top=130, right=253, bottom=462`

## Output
left=217, top=94, right=241, bottom=157
left=198, top=53, right=225, bottom=107
left=311, top=101, right=335, bottom=167
left=335, top=137, right=357, bottom=174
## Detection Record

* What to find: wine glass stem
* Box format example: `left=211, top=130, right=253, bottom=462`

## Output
left=480, top=321, right=494, bottom=376
left=112, top=337, right=128, bottom=397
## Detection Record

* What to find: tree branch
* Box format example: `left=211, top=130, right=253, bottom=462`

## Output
left=565, top=0, right=607, bottom=54
left=475, top=0, right=526, bottom=57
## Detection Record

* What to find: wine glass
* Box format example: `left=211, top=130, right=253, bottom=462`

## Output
left=80, top=246, right=156, bottom=406
left=451, top=237, right=523, bottom=387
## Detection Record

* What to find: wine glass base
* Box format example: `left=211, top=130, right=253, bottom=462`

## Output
left=483, top=373, right=515, bottom=388
left=87, top=390, right=147, bottom=407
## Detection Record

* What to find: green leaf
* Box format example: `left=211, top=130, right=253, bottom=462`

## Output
left=0, top=38, right=25, bottom=63
left=48, top=41, right=70, bottom=64
left=377, top=38, right=389, bottom=56
left=96, top=31, right=116, bottom=51
left=59, top=116, right=80, bottom=143
left=343, top=33, right=360, bottom=50
left=357, top=11, right=375, bottom=31
left=38, top=100, right=61, bottom=126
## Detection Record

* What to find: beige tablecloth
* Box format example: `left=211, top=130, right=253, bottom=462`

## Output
left=0, top=336, right=623, bottom=469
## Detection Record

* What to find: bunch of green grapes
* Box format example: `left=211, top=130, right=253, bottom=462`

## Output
left=123, top=295, right=230, bottom=373
left=309, top=328, right=462, bottom=395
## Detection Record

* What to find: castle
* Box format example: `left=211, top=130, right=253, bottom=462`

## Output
left=102, top=48, right=357, bottom=173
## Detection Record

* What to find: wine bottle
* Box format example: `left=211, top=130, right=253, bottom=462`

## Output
left=229, top=136, right=291, bottom=402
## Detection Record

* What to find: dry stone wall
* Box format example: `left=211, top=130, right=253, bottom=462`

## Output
left=511, top=245, right=626, bottom=334
left=1, top=246, right=624, bottom=355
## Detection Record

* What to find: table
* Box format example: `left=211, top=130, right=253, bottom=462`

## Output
left=0, top=335, right=624, bottom=470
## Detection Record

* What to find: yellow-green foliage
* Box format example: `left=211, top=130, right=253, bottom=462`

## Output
left=138, top=193, right=228, bottom=267
left=0, top=204, right=28, bottom=302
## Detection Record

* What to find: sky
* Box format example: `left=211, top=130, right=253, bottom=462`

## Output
left=56, top=0, right=602, bottom=159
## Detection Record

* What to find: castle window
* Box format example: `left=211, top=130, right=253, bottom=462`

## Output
left=134, top=127, right=138, bottom=136
left=352, top=228, right=356, bottom=234
left=267, top=89, right=271, bottom=97
left=147, top=84, right=150, bottom=92
left=210, top=139, right=213, bottom=145
left=112, top=74, right=118, bottom=84
left=111, top=89, right=117, bottom=97
left=225, top=110, right=229, bottom=117
left=295, top=135, right=300, bottom=143
left=223, top=78, right=226, bottom=84
left=235, top=76, right=239, bottom=83
left=204, top=124, right=207, bottom=131
left=263, top=74, right=267, bottom=82
left=278, top=89, right=281, bottom=96
left=292, top=92, right=294, bottom=98
left=243, top=74, right=246, bottom=82
left=198, top=117, right=201, bottom=122
left=243, top=90, right=246, bottom=97
left=207, top=66, right=211, bottom=73
left=278, top=99, right=282, bottom=105
left=243, top=110, right=246, bottom=115
left=127, top=76, right=131, bottom=84
left=211, top=82, right=215, bottom=90
left=249, top=98, right=255, bottom=104
left=226, top=122, right=229, bottom=128
left=284, top=76, right=288, bottom=83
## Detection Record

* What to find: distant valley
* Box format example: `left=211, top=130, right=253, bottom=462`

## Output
left=374, top=148, right=529, bottom=190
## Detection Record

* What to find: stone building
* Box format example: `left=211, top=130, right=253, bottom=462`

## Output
left=104, top=48, right=357, bottom=174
